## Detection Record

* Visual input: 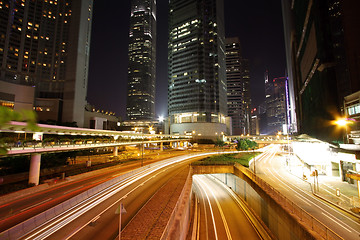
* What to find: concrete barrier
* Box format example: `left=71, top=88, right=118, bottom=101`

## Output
left=231, top=164, right=342, bottom=240
left=161, top=168, right=193, bottom=240
left=189, top=164, right=342, bottom=240
left=0, top=164, right=149, bottom=240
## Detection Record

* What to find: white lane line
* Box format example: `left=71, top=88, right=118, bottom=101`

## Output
left=111, top=173, right=124, bottom=178
left=19, top=152, right=246, bottom=239
left=194, top=180, right=209, bottom=240
left=266, top=154, right=360, bottom=235
left=321, top=212, right=352, bottom=233
left=194, top=176, right=218, bottom=240
left=206, top=179, right=233, bottom=240
left=293, top=194, right=312, bottom=206
left=20, top=198, right=52, bottom=212
left=198, top=176, right=232, bottom=240
left=63, top=185, right=84, bottom=195
left=321, top=185, right=351, bottom=201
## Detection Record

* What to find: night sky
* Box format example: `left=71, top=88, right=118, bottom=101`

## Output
left=87, top=0, right=286, bottom=119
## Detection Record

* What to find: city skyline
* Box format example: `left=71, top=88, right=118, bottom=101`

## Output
left=88, top=0, right=286, bottom=119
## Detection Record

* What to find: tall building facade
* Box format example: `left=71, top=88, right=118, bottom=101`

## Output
left=168, top=0, right=228, bottom=138
left=265, top=74, right=288, bottom=135
left=0, top=0, right=93, bottom=127
left=126, top=0, right=157, bottom=121
left=281, top=0, right=360, bottom=140
left=225, top=37, right=251, bottom=135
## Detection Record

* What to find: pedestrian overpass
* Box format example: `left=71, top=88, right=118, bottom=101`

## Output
left=0, top=121, right=192, bottom=185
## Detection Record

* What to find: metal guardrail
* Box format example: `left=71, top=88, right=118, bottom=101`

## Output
left=234, top=163, right=343, bottom=240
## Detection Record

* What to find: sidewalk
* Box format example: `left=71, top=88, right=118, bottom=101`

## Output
left=287, top=154, right=360, bottom=217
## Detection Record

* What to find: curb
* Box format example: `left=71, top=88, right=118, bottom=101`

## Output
left=312, top=192, right=360, bottom=219
left=287, top=167, right=360, bottom=219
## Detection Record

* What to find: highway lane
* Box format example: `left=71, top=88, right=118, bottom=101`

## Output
left=192, top=174, right=270, bottom=240
left=0, top=150, right=190, bottom=232
left=50, top=164, right=191, bottom=240
left=255, top=145, right=360, bottom=240
left=4, top=153, right=214, bottom=240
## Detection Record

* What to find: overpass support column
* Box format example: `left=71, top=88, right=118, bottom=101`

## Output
left=29, top=153, right=41, bottom=186
left=113, top=146, right=118, bottom=156
left=160, top=142, right=163, bottom=151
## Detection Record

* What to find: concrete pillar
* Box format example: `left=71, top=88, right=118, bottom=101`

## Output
left=29, top=153, right=41, bottom=185
left=160, top=142, right=163, bottom=151
left=113, top=146, right=118, bottom=156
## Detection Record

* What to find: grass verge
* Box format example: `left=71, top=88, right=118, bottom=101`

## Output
left=191, top=152, right=261, bottom=167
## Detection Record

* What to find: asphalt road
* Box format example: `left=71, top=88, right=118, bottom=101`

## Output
left=3, top=152, right=215, bottom=240
left=46, top=162, right=190, bottom=240
left=0, top=150, right=190, bottom=232
left=192, top=174, right=269, bottom=240
left=255, top=145, right=360, bottom=240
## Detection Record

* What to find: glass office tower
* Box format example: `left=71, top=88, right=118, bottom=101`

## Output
left=126, top=0, right=157, bottom=121
left=168, top=0, right=228, bottom=138
left=225, top=37, right=251, bottom=135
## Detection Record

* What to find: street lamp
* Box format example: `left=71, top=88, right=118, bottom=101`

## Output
left=149, top=126, right=155, bottom=134
left=335, top=118, right=350, bottom=143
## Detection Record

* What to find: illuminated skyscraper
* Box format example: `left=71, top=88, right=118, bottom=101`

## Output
left=282, top=0, right=360, bottom=140
left=126, top=0, right=157, bottom=121
left=168, top=0, right=228, bottom=138
left=225, top=37, right=251, bottom=135
left=0, top=0, right=93, bottom=127
left=265, top=75, right=288, bottom=135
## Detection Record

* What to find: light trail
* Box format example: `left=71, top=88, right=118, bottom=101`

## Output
left=195, top=175, right=232, bottom=240
left=258, top=145, right=360, bottom=238
left=19, top=198, right=52, bottom=213
left=5, top=152, right=222, bottom=240
left=193, top=176, right=219, bottom=240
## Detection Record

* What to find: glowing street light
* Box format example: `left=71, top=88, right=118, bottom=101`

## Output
left=335, top=118, right=349, bottom=127
left=334, top=118, right=351, bottom=143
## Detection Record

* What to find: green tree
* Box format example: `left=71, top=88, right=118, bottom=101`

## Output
left=245, top=139, right=258, bottom=150
left=0, top=106, right=38, bottom=155
left=236, top=139, right=258, bottom=151
left=214, top=138, right=225, bottom=148
left=237, top=139, right=249, bottom=150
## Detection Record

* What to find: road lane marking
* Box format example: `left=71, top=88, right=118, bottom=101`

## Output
left=194, top=181, right=209, bottom=240
left=204, top=178, right=233, bottom=240
left=63, top=185, right=84, bottom=195
left=14, top=152, right=241, bottom=239
left=321, top=212, right=352, bottom=233
left=194, top=176, right=218, bottom=240
left=20, top=198, right=52, bottom=212
left=111, top=173, right=124, bottom=178
left=263, top=152, right=360, bottom=236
